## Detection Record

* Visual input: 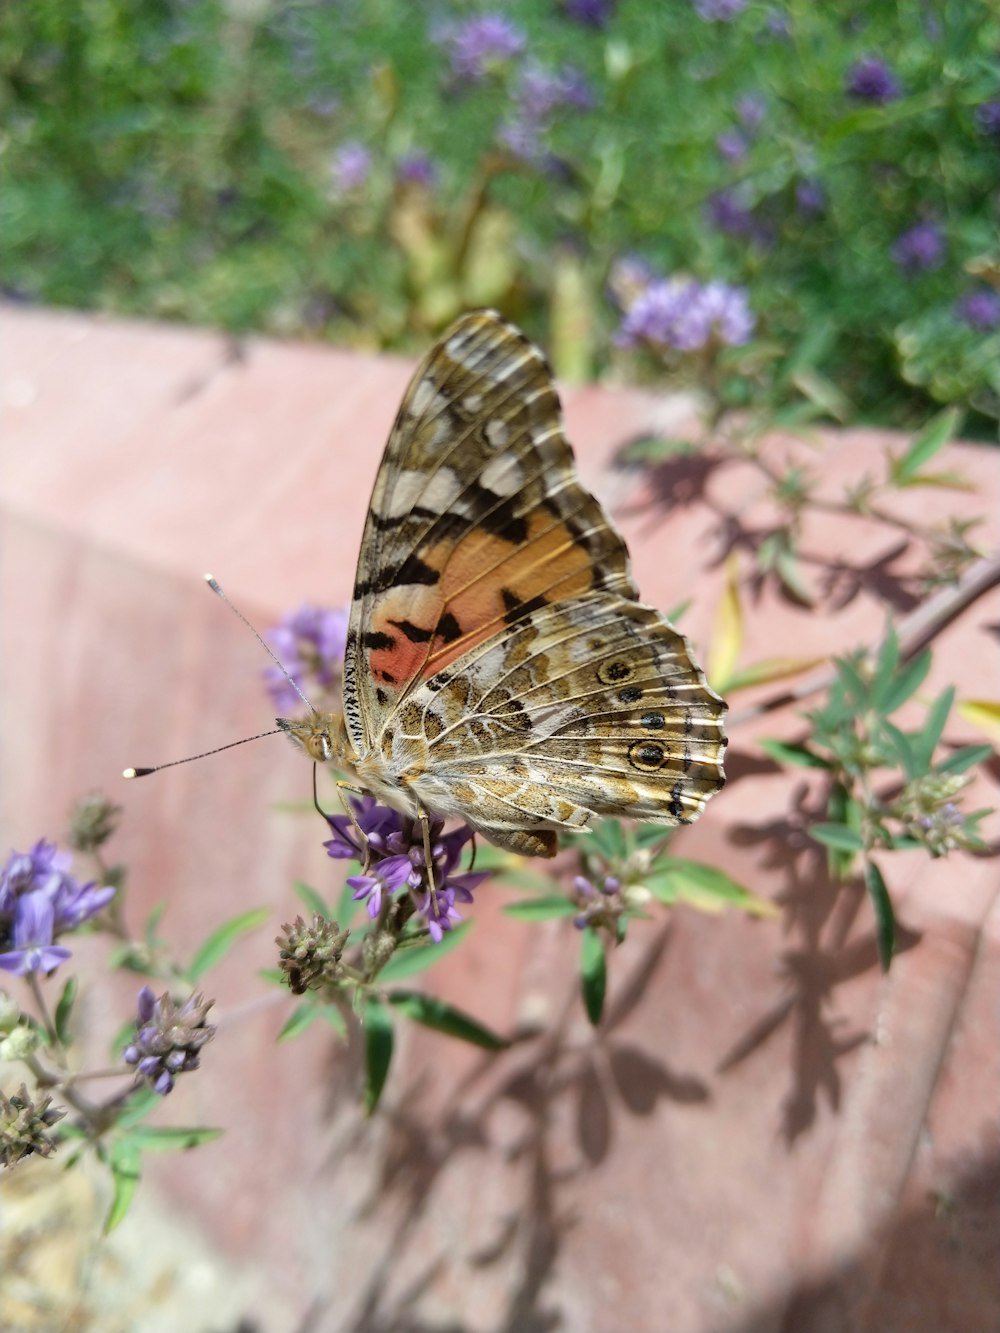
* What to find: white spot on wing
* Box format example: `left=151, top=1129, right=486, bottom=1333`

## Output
left=484, top=419, right=509, bottom=449
left=480, top=451, right=522, bottom=496
left=381, top=467, right=460, bottom=518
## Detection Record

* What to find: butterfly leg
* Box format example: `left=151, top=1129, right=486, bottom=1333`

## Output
left=416, top=804, right=439, bottom=905
left=333, top=779, right=373, bottom=872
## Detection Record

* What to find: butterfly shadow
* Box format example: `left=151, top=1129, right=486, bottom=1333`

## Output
left=326, top=924, right=709, bottom=1333
left=721, top=780, right=920, bottom=1145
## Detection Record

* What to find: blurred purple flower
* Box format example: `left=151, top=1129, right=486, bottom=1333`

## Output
left=395, top=152, right=438, bottom=189
left=307, top=93, right=341, bottom=118
left=616, top=275, right=754, bottom=353
left=891, top=221, right=946, bottom=274
left=845, top=56, right=901, bottom=104
left=0, top=894, right=71, bottom=977
left=608, top=254, right=655, bottom=312
left=955, top=287, right=1000, bottom=332
left=499, top=62, right=594, bottom=164
left=435, top=15, right=526, bottom=83
left=717, top=130, right=748, bottom=163
left=795, top=178, right=827, bottom=215
left=329, top=141, right=372, bottom=194
left=706, top=188, right=756, bottom=236
left=694, top=0, right=747, bottom=19
left=0, top=839, right=114, bottom=976
left=763, top=8, right=791, bottom=38
left=563, top=0, right=616, bottom=27
left=735, top=93, right=767, bottom=133
left=974, top=100, right=1000, bottom=140
left=263, top=604, right=348, bottom=712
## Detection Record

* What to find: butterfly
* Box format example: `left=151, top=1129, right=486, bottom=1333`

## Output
left=278, top=310, right=726, bottom=858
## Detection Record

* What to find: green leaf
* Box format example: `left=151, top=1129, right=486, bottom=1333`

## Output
left=185, top=907, right=270, bottom=983
left=870, top=625, right=901, bottom=711
left=834, top=657, right=870, bottom=709
left=891, top=407, right=961, bottom=483
left=774, top=547, right=816, bottom=606
left=378, top=924, right=471, bottom=980
left=810, top=823, right=865, bottom=852
left=590, top=819, right=628, bottom=864
left=318, top=1005, right=348, bottom=1039
left=121, top=1125, right=222, bottom=1151
left=790, top=367, right=852, bottom=422
left=115, top=1087, right=161, bottom=1131
left=293, top=881, right=329, bottom=918
left=758, top=738, right=833, bottom=769
left=580, top=929, right=606, bottom=1027
left=105, top=1144, right=142, bottom=1233
left=653, top=859, right=777, bottom=916
left=665, top=597, right=692, bottom=624
left=914, top=686, right=956, bottom=772
left=54, top=976, right=78, bottom=1046
left=335, top=876, right=361, bottom=926
left=880, top=649, right=932, bottom=716
left=934, top=744, right=993, bottom=775
left=387, top=991, right=507, bottom=1050
left=720, top=655, right=824, bottom=693
left=503, top=896, right=579, bottom=921
left=363, top=998, right=394, bottom=1115
left=880, top=720, right=919, bottom=780
left=144, top=902, right=167, bottom=952
left=278, top=1003, right=320, bottom=1041
left=864, top=860, right=895, bottom=972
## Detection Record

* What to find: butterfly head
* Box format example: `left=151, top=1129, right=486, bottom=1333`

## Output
left=276, top=710, right=350, bottom=766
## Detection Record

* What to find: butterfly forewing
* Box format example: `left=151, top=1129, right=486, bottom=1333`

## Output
left=342, top=309, right=726, bottom=851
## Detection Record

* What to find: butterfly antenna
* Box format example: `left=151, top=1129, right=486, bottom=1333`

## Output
left=203, top=573, right=314, bottom=712
left=124, top=729, right=283, bottom=779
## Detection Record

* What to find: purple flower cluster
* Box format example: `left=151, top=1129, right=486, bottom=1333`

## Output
left=395, top=152, right=439, bottom=190
left=498, top=60, right=594, bottom=165
left=263, top=604, right=348, bottom=712
left=327, top=796, right=488, bottom=942
left=0, top=841, right=114, bottom=977
left=845, top=56, right=901, bottom=104
left=615, top=273, right=755, bottom=353
left=891, top=221, right=946, bottom=274
left=975, top=100, right=1000, bottom=140
left=693, top=0, right=747, bottom=20
left=955, top=287, right=1000, bottom=332
left=434, top=15, right=526, bottom=83
left=329, top=141, right=372, bottom=195
left=563, top=0, right=616, bottom=28
left=123, top=986, right=216, bottom=1096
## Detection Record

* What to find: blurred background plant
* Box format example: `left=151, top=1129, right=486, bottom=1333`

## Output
left=2, top=1, right=997, bottom=431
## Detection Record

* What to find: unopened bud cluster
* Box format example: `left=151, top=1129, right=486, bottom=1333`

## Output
left=1, top=1085, right=65, bottom=1168
left=276, top=915, right=350, bottom=994
left=889, top=773, right=975, bottom=857
left=123, top=986, right=216, bottom=1095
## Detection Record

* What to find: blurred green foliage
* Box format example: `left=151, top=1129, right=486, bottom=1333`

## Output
left=1, top=0, right=997, bottom=430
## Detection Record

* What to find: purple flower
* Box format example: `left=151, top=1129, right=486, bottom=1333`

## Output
left=324, top=794, right=403, bottom=860
left=563, top=0, right=615, bottom=27
left=891, top=221, right=946, bottom=274
left=335, top=801, right=489, bottom=941
left=955, top=287, right=1000, bottom=332
left=706, top=188, right=756, bottom=237
left=735, top=93, right=767, bottom=134
left=498, top=62, right=594, bottom=164
left=975, top=100, right=1000, bottom=140
left=716, top=130, right=748, bottom=163
left=348, top=856, right=413, bottom=920
left=845, top=56, right=901, bottom=104
left=435, top=15, right=526, bottom=83
left=0, top=840, right=114, bottom=976
left=795, top=178, right=827, bottom=215
left=0, top=895, right=71, bottom=977
left=763, top=8, right=791, bottom=38
left=330, top=141, right=372, bottom=195
left=263, top=604, right=348, bottom=712
left=694, top=0, right=747, bottom=20
left=616, top=275, right=754, bottom=353
left=395, top=152, right=438, bottom=189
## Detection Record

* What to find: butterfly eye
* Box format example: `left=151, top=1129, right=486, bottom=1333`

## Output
left=307, top=733, right=333, bottom=762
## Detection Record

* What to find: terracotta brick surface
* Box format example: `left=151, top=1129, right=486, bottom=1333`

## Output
left=1, top=305, right=997, bottom=1333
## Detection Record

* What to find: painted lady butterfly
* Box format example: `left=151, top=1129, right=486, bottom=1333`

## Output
left=278, top=310, right=726, bottom=857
